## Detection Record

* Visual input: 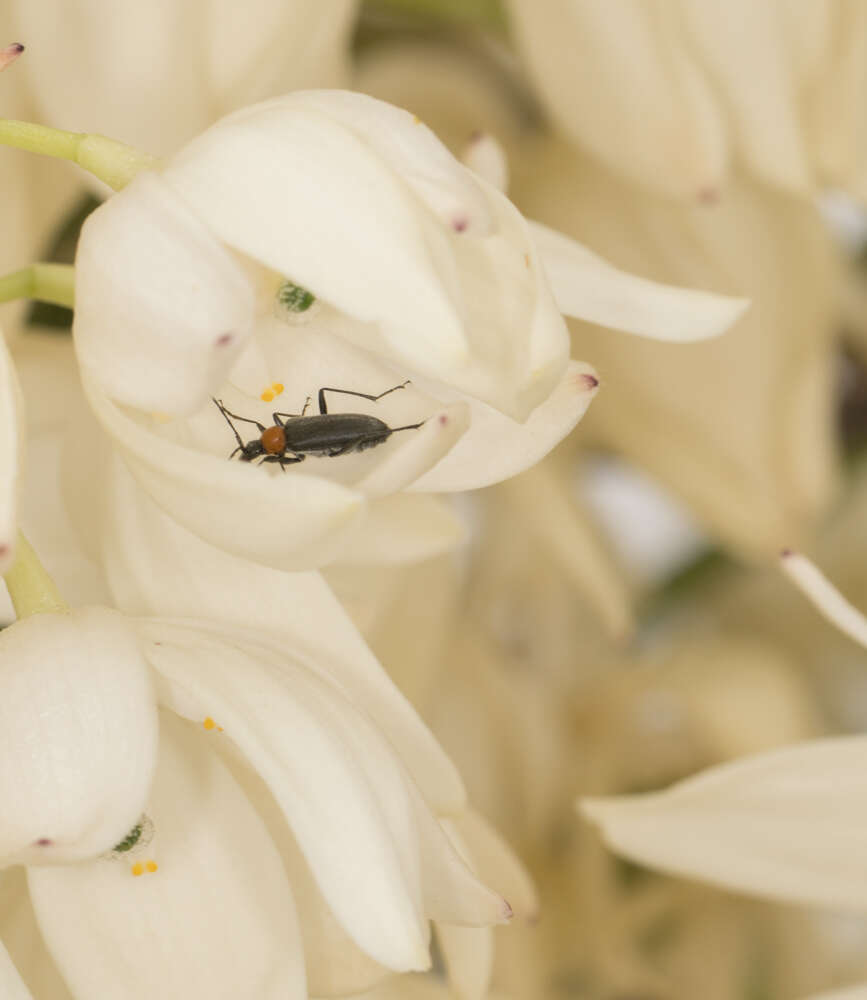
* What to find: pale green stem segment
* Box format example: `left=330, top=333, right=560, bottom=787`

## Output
left=0, top=119, right=158, bottom=190
left=0, top=263, right=75, bottom=309
left=3, top=533, right=67, bottom=617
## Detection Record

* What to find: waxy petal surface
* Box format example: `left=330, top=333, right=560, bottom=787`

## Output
left=0, top=608, right=157, bottom=865
left=0, top=333, right=21, bottom=571
left=582, top=737, right=867, bottom=912
left=74, top=172, right=256, bottom=416
left=530, top=221, right=748, bottom=342
left=29, top=714, right=305, bottom=1000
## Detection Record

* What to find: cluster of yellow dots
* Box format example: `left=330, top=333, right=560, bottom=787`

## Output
left=203, top=716, right=224, bottom=733
left=131, top=860, right=158, bottom=877
left=260, top=382, right=285, bottom=403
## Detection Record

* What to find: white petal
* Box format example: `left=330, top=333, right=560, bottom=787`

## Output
left=435, top=923, right=493, bottom=1000
left=336, top=494, right=468, bottom=564
left=582, top=737, right=867, bottom=911
left=143, top=623, right=431, bottom=970
left=0, top=868, right=72, bottom=999
left=161, top=94, right=469, bottom=369
left=0, top=332, right=22, bottom=571
left=355, top=402, right=470, bottom=498
left=530, top=220, right=749, bottom=342
left=0, top=607, right=157, bottom=865
left=28, top=713, right=306, bottom=1000
left=410, top=361, right=599, bottom=493
left=81, top=384, right=368, bottom=570
left=74, top=171, right=256, bottom=416
left=98, top=466, right=466, bottom=811
left=410, top=787, right=512, bottom=927
left=461, top=132, right=509, bottom=193
left=445, top=810, right=538, bottom=920
left=780, top=551, right=867, bottom=650
left=283, top=90, right=495, bottom=235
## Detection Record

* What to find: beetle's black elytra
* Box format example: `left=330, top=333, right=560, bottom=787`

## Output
left=213, top=382, right=425, bottom=470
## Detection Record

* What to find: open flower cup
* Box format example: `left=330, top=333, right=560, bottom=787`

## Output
left=0, top=606, right=535, bottom=1000
left=69, top=91, right=747, bottom=578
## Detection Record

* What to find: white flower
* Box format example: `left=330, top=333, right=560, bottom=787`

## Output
left=0, top=605, right=532, bottom=999
left=4, top=0, right=360, bottom=157
left=507, top=0, right=867, bottom=200
left=69, top=90, right=745, bottom=573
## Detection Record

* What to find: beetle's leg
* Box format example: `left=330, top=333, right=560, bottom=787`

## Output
left=258, top=453, right=305, bottom=466
left=212, top=398, right=248, bottom=453
left=390, top=420, right=426, bottom=433
left=317, top=381, right=411, bottom=414
left=213, top=397, right=266, bottom=434
left=301, top=396, right=312, bottom=416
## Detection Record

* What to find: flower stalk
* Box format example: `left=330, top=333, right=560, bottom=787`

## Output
left=0, top=263, right=75, bottom=308
left=3, top=532, right=67, bottom=617
left=0, top=119, right=157, bottom=190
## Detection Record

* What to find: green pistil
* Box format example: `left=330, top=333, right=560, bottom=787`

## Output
left=277, top=280, right=316, bottom=313
left=112, top=823, right=143, bottom=853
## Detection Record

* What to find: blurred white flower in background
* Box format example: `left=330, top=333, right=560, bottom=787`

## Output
left=506, top=0, right=867, bottom=202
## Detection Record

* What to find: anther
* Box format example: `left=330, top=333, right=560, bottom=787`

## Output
left=145, top=860, right=158, bottom=873
left=131, top=862, right=144, bottom=877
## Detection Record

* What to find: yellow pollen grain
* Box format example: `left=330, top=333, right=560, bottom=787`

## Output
left=131, top=862, right=144, bottom=877
left=146, top=860, right=158, bottom=873
left=261, top=390, right=275, bottom=402
left=272, top=382, right=284, bottom=395
left=203, top=717, right=216, bottom=730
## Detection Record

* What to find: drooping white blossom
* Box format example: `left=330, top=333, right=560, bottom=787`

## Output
left=69, top=90, right=745, bottom=575
left=0, top=605, right=527, bottom=999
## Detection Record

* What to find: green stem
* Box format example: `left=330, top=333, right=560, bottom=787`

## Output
left=0, top=263, right=75, bottom=309
left=0, top=120, right=158, bottom=190
left=3, top=533, right=67, bottom=617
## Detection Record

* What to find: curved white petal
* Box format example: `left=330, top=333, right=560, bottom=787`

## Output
left=74, top=172, right=256, bottom=416
left=355, top=402, right=469, bottom=498
left=161, top=94, right=469, bottom=369
left=99, top=465, right=466, bottom=811
left=28, top=713, right=305, bottom=1000
left=0, top=332, right=22, bottom=571
left=582, top=737, right=867, bottom=912
left=0, top=868, right=72, bottom=999
left=335, top=494, right=468, bottom=565
left=0, top=608, right=157, bottom=865
left=410, top=360, right=599, bottom=493
left=461, top=132, right=509, bottom=194
left=780, top=551, right=867, bottom=650
left=530, top=221, right=749, bottom=342
left=435, top=923, right=493, bottom=1000
left=81, top=384, right=368, bottom=570
left=286, top=90, right=495, bottom=235
left=143, top=623, right=430, bottom=971
left=446, top=810, right=538, bottom=920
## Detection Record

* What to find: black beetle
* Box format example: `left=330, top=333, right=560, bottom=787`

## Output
left=213, top=382, right=426, bottom=470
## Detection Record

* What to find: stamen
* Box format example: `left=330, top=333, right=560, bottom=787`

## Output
left=780, top=550, right=867, bottom=650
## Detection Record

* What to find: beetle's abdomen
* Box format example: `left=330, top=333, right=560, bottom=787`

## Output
left=285, top=413, right=391, bottom=455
